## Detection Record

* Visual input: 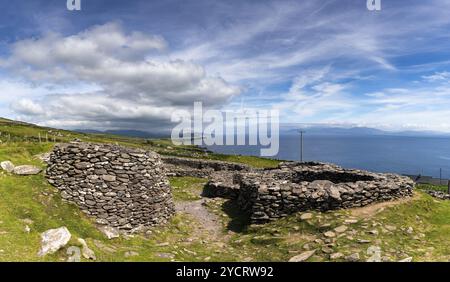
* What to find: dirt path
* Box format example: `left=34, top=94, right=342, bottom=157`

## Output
left=350, top=192, right=419, bottom=218
left=175, top=199, right=224, bottom=240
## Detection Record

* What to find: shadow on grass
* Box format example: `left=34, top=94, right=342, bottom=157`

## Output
left=220, top=199, right=251, bottom=233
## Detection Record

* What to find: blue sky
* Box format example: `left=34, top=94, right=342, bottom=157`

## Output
left=1, top=0, right=450, bottom=132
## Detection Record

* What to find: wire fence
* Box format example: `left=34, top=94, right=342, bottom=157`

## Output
left=0, top=131, right=65, bottom=144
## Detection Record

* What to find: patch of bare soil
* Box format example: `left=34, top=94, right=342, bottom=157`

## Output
left=175, top=199, right=223, bottom=240
left=350, top=192, right=419, bottom=218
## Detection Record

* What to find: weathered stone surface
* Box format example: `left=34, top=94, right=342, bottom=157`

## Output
left=426, top=190, right=450, bottom=200
left=162, top=156, right=251, bottom=179
left=38, top=227, right=71, bottom=256
left=334, top=225, right=348, bottom=233
left=324, top=231, right=336, bottom=238
left=300, top=213, right=313, bottom=220
left=366, top=246, right=382, bottom=262
left=13, top=165, right=42, bottom=175
left=345, top=253, right=360, bottom=262
left=235, top=162, right=414, bottom=224
left=78, top=238, right=96, bottom=260
left=99, top=225, right=120, bottom=239
left=288, top=250, right=316, bottom=262
left=46, top=142, right=175, bottom=231
left=330, top=252, right=344, bottom=260
left=398, top=257, right=413, bottom=262
left=0, top=161, right=15, bottom=173
left=66, top=246, right=81, bottom=262
left=163, top=157, right=414, bottom=225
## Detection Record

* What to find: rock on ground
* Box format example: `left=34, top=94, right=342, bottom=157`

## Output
left=99, top=226, right=120, bottom=239
left=366, top=246, right=382, bottom=262
left=330, top=253, right=344, bottom=260
left=66, top=246, right=81, bottom=262
left=324, top=231, right=336, bottom=238
left=13, top=165, right=42, bottom=175
left=300, top=213, right=313, bottom=220
left=334, top=225, right=348, bottom=233
left=288, top=250, right=316, bottom=262
left=345, top=253, right=360, bottom=262
left=38, top=227, right=72, bottom=256
left=78, top=238, right=96, bottom=260
left=0, top=161, right=15, bottom=173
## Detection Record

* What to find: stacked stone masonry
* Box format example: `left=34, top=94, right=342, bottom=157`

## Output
left=182, top=161, right=415, bottom=224
left=426, top=190, right=450, bottom=200
left=46, top=142, right=175, bottom=231
left=162, top=156, right=252, bottom=178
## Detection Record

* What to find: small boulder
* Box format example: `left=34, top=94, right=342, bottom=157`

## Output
left=78, top=238, right=96, bottom=260
left=38, top=227, right=71, bottom=256
left=0, top=161, right=15, bottom=173
left=330, top=252, right=344, bottom=260
left=13, top=165, right=42, bottom=175
left=288, top=250, right=316, bottom=262
left=398, top=257, right=413, bottom=262
left=99, top=226, right=120, bottom=239
left=334, top=225, right=348, bottom=233
left=66, top=246, right=81, bottom=262
left=324, top=231, right=336, bottom=238
left=366, top=246, right=382, bottom=262
left=345, top=253, right=360, bottom=262
left=300, top=213, right=313, bottom=220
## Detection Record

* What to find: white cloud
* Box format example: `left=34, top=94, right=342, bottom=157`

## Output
left=1, top=22, right=240, bottom=131
left=422, top=71, right=450, bottom=82
left=11, top=98, right=45, bottom=116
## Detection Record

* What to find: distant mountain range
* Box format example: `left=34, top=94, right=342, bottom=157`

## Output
left=280, top=125, right=450, bottom=137
left=75, top=125, right=450, bottom=139
left=75, top=129, right=168, bottom=138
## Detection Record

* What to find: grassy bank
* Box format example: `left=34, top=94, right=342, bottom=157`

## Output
left=0, top=118, right=449, bottom=262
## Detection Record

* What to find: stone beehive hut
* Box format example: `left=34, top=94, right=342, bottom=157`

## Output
left=202, top=161, right=415, bottom=224
left=46, top=142, right=175, bottom=231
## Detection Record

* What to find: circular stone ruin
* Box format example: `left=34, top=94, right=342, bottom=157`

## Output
left=206, top=162, right=415, bottom=224
left=46, top=142, right=175, bottom=231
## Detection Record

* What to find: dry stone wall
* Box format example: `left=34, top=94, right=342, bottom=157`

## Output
left=46, top=142, right=175, bottom=231
left=205, top=162, right=415, bottom=224
left=162, top=156, right=252, bottom=178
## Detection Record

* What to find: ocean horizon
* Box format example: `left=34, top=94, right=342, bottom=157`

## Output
left=206, top=134, right=450, bottom=179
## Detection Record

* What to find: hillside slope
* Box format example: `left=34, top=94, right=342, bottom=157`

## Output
left=0, top=118, right=448, bottom=262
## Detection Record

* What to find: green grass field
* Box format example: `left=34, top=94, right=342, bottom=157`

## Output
left=0, top=118, right=449, bottom=262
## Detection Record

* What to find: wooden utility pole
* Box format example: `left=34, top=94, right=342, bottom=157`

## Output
left=448, top=180, right=450, bottom=194
left=440, top=168, right=442, bottom=185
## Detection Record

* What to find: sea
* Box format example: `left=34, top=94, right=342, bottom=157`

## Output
left=206, top=135, right=450, bottom=179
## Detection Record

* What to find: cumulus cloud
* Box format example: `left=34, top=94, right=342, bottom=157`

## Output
left=1, top=22, right=240, bottom=132
left=11, top=98, right=45, bottom=116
